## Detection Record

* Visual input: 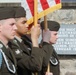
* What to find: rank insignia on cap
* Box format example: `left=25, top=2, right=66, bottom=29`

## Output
left=15, top=49, right=20, bottom=54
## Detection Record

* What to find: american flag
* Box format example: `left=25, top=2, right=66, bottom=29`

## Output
left=21, top=0, right=62, bottom=25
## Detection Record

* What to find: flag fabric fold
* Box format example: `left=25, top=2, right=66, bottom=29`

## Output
left=21, top=0, right=62, bottom=25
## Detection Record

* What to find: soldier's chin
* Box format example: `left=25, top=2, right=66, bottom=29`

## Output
left=50, top=42, right=55, bottom=44
left=9, top=36, right=15, bottom=40
left=26, top=30, right=31, bottom=34
left=53, top=42, right=56, bottom=44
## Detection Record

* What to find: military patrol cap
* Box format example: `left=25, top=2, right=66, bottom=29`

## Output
left=0, top=7, right=15, bottom=20
left=41, top=21, right=60, bottom=31
left=14, top=7, right=26, bottom=18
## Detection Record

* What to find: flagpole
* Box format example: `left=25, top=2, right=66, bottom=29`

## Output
left=47, top=63, right=50, bottom=73
left=44, top=15, right=51, bottom=73
left=44, top=15, right=48, bottom=30
left=34, top=0, right=38, bottom=26
left=34, top=0, right=38, bottom=75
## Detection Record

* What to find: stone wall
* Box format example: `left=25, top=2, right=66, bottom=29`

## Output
left=41, top=9, right=76, bottom=24
left=59, top=56, right=76, bottom=75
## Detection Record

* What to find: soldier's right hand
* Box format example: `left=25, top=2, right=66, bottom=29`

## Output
left=31, top=24, right=41, bottom=47
left=45, top=72, right=53, bottom=75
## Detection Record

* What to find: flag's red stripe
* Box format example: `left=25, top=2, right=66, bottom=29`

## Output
left=26, top=0, right=34, bottom=16
left=55, top=0, right=60, bottom=4
left=40, top=0, right=49, bottom=10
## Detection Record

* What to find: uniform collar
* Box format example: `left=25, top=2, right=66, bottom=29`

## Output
left=15, top=36, right=22, bottom=43
left=0, top=41, right=8, bottom=49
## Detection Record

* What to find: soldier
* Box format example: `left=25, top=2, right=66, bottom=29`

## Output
left=41, top=21, right=60, bottom=75
left=8, top=6, right=43, bottom=75
left=0, top=7, right=17, bottom=75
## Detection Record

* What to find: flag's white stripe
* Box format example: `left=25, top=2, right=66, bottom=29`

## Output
left=21, top=0, right=60, bottom=21
left=38, top=0, right=43, bottom=13
left=47, top=0, right=56, bottom=7
left=21, top=0, right=32, bottom=20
